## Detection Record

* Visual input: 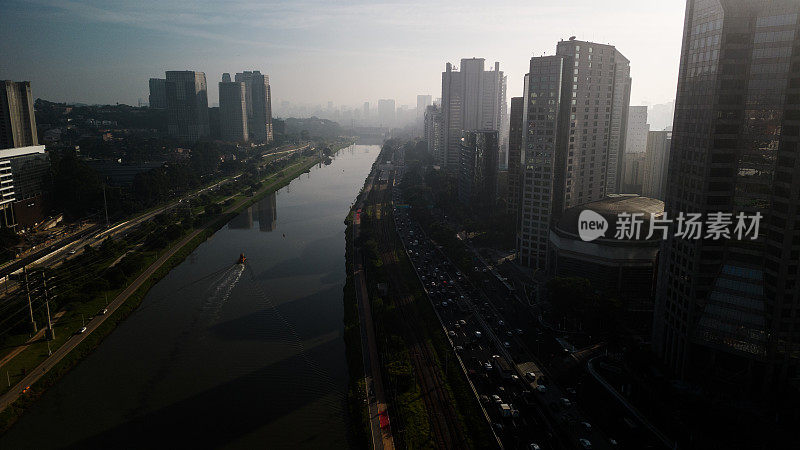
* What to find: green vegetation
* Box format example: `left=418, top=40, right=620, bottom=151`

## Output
left=342, top=214, right=370, bottom=450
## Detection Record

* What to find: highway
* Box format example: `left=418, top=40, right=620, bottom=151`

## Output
left=392, top=168, right=619, bottom=449
left=0, top=144, right=311, bottom=299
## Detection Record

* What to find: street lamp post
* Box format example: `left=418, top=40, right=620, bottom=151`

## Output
left=41, top=272, right=54, bottom=340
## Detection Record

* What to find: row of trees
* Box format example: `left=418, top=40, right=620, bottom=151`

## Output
left=47, top=142, right=251, bottom=221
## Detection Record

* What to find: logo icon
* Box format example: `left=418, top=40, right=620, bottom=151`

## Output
left=578, top=210, right=608, bottom=242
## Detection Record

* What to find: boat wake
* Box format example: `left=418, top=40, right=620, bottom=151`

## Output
left=200, top=263, right=245, bottom=318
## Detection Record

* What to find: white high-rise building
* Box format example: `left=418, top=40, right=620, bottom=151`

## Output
left=515, top=38, right=631, bottom=269
left=219, top=74, right=248, bottom=143
left=440, top=58, right=505, bottom=170
left=625, top=106, right=649, bottom=153
left=235, top=71, right=273, bottom=143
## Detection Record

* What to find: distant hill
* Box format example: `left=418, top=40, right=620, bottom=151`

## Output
left=280, top=116, right=343, bottom=140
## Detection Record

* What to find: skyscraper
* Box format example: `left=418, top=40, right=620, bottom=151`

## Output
left=235, top=71, right=273, bottom=143
left=653, top=0, right=800, bottom=386
left=507, top=96, right=524, bottom=216
left=515, top=39, right=631, bottom=269
left=625, top=105, right=650, bottom=154
left=377, top=99, right=395, bottom=128
left=148, top=78, right=168, bottom=109
left=641, top=130, right=671, bottom=200
left=165, top=71, right=210, bottom=142
left=424, top=105, right=443, bottom=164
left=218, top=74, right=248, bottom=143
left=498, top=75, right=509, bottom=169
left=416, top=94, right=432, bottom=131
left=441, top=59, right=506, bottom=170
left=0, top=80, right=38, bottom=149
left=458, top=130, right=499, bottom=213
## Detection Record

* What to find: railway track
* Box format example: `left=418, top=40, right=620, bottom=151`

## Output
left=369, top=173, right=467, bottom=449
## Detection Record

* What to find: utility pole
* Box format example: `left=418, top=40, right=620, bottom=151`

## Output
left=103, top=185, right=110, bottom=228
left=23, top=266, right=37, bottom=333
left=41, top=271, right=54, bottom=340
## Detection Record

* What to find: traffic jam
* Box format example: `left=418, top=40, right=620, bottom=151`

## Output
left=392, top=180, right=614, bottom=450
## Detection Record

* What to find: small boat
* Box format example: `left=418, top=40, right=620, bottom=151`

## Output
left=236, top=253, right=247, bottom=264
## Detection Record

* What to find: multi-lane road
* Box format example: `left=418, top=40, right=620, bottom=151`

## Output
left=391, top=169, right=618, bottom=450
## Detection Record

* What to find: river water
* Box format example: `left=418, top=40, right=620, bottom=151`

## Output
left=0, top=144, right=379, bottom=449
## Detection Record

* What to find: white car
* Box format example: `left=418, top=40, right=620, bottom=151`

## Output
left=579, top=438, right=592, bottom=449
left=560, top=397, right=572, bottom=407
left=581, top=421, right=592, bottom=431
left=78, top=326, right=87, bottom=334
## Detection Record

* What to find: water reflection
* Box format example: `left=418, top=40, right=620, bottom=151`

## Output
left=227, top=192, right=278, bottom=232
left=256, top=192, right=277, bottom=232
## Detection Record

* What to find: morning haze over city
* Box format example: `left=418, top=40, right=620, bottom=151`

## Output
left=0, top=1, right=798, bottom=449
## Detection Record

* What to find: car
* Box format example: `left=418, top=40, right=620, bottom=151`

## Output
left=68, top=249, right=77, bottom=255
left=511, top=374, right=520, bottom=382
left=503, top=341, right=511, bottom=349
left=498, top=320, right=505, bottom=326
left=98, top=308, right=108, bottom=315
left=566, top=387, right=577, bottom=395
left=78, top=326, right=87, bottom=334
left=475, top=331, right=483, bottom=339
left=458, top=319, right=467, bottom=326
left=455, top=345, right=464, bottom=352
left=492, top=394, right=502, bottom=403
left=528, top=444, right=541, bottom=450
left=515, top=328, right=523, bottom=335
left=480, top=395, right=490, bottom=404
left=579, top=438, right=592, bottom=449
left=560, top=397, right=571, bottom=407
left=448, top=330, right=456, bottom=337
left=581, top=421, right=592, bottom=431
left=525, top=372, right=536, bottom=381
left=484, top=362, right=493, bottom=371
left=506, top=331, right=514, bottom=337
left=442, top=301, right=449, bottom=307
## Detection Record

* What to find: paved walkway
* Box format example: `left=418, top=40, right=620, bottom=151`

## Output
left=0, top=311, right=67, bottom=371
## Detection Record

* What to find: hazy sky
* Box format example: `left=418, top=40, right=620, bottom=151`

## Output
left=1, top=0, right=685, bottom=109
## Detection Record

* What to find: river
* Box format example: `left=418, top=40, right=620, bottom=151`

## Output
left=0, top=144, right=380, bottom=449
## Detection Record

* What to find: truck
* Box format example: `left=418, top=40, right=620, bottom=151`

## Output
left=492, top=354, right=513, bottom=379
left=498, top=403, right=521, bottom=419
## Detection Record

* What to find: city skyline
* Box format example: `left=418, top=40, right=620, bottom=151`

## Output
left=1, top=1, right=684, bottom=108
